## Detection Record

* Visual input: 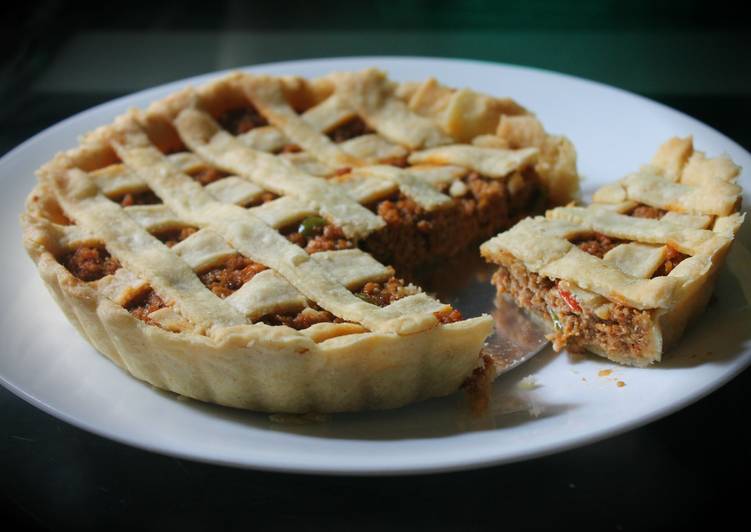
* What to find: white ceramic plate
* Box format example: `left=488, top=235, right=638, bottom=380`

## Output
left=2, top=57, right=749, bottom=475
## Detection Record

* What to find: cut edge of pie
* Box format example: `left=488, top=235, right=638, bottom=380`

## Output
left=481, top=136, right=745, bottom=367
left=21, top=68, right=579, bottom=413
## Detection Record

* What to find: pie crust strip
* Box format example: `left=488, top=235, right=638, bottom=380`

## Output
left=174, top=107, right=384, bottom=240
left=335, top=69, right=454, bottom=149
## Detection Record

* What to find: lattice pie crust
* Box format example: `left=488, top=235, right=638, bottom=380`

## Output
left=482, top=137, right=745, bottom=366
left=22, top=69, right=578, bottom=412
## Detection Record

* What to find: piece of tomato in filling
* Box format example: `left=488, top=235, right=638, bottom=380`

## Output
left=281, top=216, right=354, bottom=254
left=217, top=106, right=268, bottom=135
left=198, top=255, right=267, bottom=298
left=125, top=288, right=166, bottom=323
left=60, top=246, right=121, bottom=282
left=557, top=285, right=583, bottom=314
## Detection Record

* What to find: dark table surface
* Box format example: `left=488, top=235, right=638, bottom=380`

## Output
left=2, top=1, right=749, bottom=530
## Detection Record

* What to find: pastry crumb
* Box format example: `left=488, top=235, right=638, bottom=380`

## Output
left=528, top=402, right=544, bottom=418
left=616, top=380, right=626, bottom=388
left=598, top=369, right=613, bottom=377
left=517, top=375, right=541, bottom=390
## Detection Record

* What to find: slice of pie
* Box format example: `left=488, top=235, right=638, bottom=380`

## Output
left=21, top=69, right=578, bottom=412
left=481, top=137, right=745, bottom=366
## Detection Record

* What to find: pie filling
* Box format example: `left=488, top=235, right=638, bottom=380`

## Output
left=363, top=169, right=543, bottom=270
left=629, top=204, right=667, bottom=220
left=218, top=106, right=268, bottom=135
left=461, top=354, right=495, bottom=414
left=279, top=144, right=302, bottom=154
left=125, top=288, right=167, bottom=323
left=491, top=254, right=654, bottom=359
left=111, top=188, right=163, bottom=207
left=326, top=117, right=373, bottom=142
left=256, top=274, right=462, bottom=329
left=60, top=246, right=121, bottom=282
left=571, top=233, right=688, bottom=276
left=152, top=226, right=198, bottom=248
left=653, top=246, right=688, bottom=276
left=355, top=277, right=417, bottom=306
left=246, top=191, right=279, bottom=207
left=570, top=233, right=625, bottom=259
left=197, top=254, right=268, bottom=298
left=282, top=216, right=355, bottom=254
left=188, top=167, right=230, bottom=186
left=260, top=306, right=342, bottom=329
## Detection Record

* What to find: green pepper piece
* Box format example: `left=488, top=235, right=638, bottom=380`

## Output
left=548, top=307, right=563, bottom=331
left=298, top=215, right=326, bottom=237
left=356, top=292, right=375, bottom=304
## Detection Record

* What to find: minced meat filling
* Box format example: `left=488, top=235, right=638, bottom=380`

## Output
left=283, top=217, right=354, bottom=254
left=492, top=255, right=653, bottom=358
left=462, top=354, right=495, bottom=415
left=152, top=226, right=198, bottom=248
left=189, top=167, right=230, bottom=186
left=246, top=191, right=279, bottom=208
left=114, top=189, right=162, bottom=207
left=355, top=277, right=416, bottom=307
left=571, top=233, right=624, bottom=259
left=327, top=117, right=373, bottom=142
left=256, top=275, right=464, bottom=329
left=363, top=170, right=541, bottom=270
left=434, top=307, right=463, bottom=324
left=61, top=246, right=121, bottom=281
left=280, top=144, right=302, bottom=154
left=381, top=155, right=409, bottom=168
left=126, top=289, right=166, bottom=323
left=218, top=106, right=268, bottom=135
left=652, top=246, right=688, bottom=277
left=198, top=255, right=268, bottom=298
left=260, top=306, right=341, bottom=330
left=573, top=233, right=688, bottom=276
left=630, top=204, right=666, bottom=219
